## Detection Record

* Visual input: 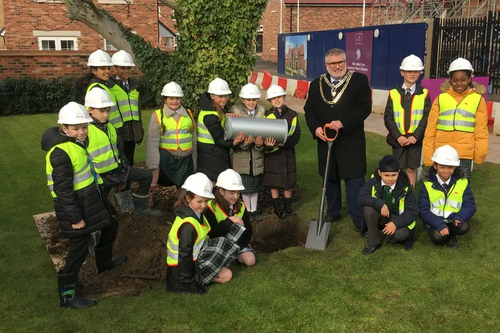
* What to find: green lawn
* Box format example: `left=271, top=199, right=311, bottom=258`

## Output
left=1, top=112, right=500, bottom=332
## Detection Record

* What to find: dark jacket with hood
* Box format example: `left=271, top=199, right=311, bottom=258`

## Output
left=384, top=82, right=431, bottom=148
left=196, top=93, right=233, bottom=181
left=262, top=104, right=301, bottom=188
left=41, top=127, right=113, bottom=238
left=166, top=205, right=206, bottom=294
left=107, top=75, right=144, bottom=143
left=418, top=167, right=476, bottom=231
left=358, top=169, right=419, bottom=229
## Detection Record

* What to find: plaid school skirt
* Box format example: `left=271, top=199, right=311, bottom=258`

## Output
left=159, top=150, right=193, bottom=187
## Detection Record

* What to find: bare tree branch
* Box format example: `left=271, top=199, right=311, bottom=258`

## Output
left=64, top=0, right=133, bottom=53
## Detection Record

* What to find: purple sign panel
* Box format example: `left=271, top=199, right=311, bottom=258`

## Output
left=346, top=31, right=373, bottom=83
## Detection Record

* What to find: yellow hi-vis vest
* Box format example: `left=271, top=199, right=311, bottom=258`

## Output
left=197, top=110, right=226, bottom=144
left=46, top=142, right=103, bottom=198
left=389, top=88, right=428, bottom=135
left=87, top=123, right=121, bottom=174
left=207, top=200, right=245, bottom=222
left=423, top=178, right=468, bottom=218
left=370, top=177, right=416, bottom=230
left=154, top=109, right=194, bottom=152
left=437, top=93, right=482, bottom=133
left=87, top=83, right=123, bottom=129
left=265, top=113, right=297, bottom=153
left=110, top=84, right=140, bottom=123
left=166, top=215, right=211, bottom=266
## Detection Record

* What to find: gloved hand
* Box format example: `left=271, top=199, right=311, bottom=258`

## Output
left=149, top=184, right=156, bottom=207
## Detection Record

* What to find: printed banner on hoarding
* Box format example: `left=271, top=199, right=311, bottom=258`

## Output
left=285, top=35, right=308, bottom=78
left=345, top=31, right=373, bottom=83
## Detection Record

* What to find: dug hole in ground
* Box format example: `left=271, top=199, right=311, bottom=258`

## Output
left=34, top=166, right=306, bottom=298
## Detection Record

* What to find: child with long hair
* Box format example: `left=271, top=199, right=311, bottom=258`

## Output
left=197, top=78, right=244, bottom=182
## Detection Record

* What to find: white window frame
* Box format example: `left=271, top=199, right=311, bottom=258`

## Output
left=103, top=39, right=118, bottom=51
left=37, top=37, right=78, bottom=51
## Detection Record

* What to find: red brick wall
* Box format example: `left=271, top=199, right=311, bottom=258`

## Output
left=4, top=0, right=165, bottom=51
left=0, top=51, right=93, bottom=78
left=262, top=2, right=373, bottom=63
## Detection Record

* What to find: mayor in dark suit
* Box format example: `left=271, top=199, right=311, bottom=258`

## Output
left=304, top=48, right=372, bottom=234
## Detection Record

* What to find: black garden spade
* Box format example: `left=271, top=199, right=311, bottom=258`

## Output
left=305, top=125, right=338, bottom=250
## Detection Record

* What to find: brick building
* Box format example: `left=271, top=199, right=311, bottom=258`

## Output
left=0, top=0, right=176, bottom=78
left=262, top=0, right=373, bottom=62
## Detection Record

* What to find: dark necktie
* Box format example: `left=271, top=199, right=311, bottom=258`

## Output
left=248, top=112, right=254, bottom=118
left=123, top=81, right=129, bottom=91
left=405, top=88, right=412, bottom=98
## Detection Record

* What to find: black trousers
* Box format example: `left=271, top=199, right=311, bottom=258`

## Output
left=123, top=140, right=136, bottom=167
left=364, top=206, right=409, bottom=246
left=127, top=166, right=152, bottom=195
left=326, top=176, right=365, bottom=231
left=427, top=221, right=470, bottom=245
left=59, top=217, right=119, bottom=275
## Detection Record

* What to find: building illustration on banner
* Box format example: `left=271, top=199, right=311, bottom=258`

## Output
left=285, top=35, right=308, bottom=78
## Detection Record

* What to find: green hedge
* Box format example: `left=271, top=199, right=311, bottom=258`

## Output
left=0, top=76, right=157, bottom=116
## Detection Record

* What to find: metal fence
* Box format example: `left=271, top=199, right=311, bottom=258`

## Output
left=430, top=11, right=500, bottom=96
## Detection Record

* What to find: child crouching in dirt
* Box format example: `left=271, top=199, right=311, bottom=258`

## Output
left=166, top=173, right=246, bottom=294
left=205, top=169, right=255, bottom=267
left=263, top=85, right=301, bottom=220
left=42, top=102, right=126, bottom=309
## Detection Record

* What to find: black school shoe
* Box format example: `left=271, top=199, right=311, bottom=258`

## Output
left=447, top=236, right=459, bottom=249
left=362, top=243, right=382, bottom=255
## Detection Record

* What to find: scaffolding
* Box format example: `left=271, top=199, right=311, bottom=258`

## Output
left=370, top=0, right=500, bottom=25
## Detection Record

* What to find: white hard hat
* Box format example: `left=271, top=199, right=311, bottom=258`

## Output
left=161, top=82, right=184, bottom=97
left=208, top=78, right=232, bottom=95
left=182, top=173, right=215, bottom=199
left=85, top=89, right=115, bottom=108
left=447, top=57, right=474, bottom=76
left=58, top=102, right=93, bottom=125
left=400, top=54, right=424, bottom=71
left=216, top=169, right=245, bottom=191
left=112, top=50, right=136, bottom=67
left=87, top=50, right=113, bottom=67
left=266, top=85, right=287, bottom=100
left=431, top=145, right=460, bottom=166
left=239, top=83, right=261, bottom=99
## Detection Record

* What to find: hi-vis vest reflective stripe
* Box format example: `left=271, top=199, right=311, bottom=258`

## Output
left=207, top=200, right=245, bottom=223
left=370, top=176, right=415, bottom=230
left=265, top=113, right=297, bottom=153
left=423, top=178, right=468, bottom=218
left=154, top=109, right=194, bottom=152
left=166, top=215, right=211, bottom=266
left=437, top=93, right=482, bottom=133
left=87, top=123, right=120, bottom=174
left=389, top=88, right=428, bottom=135
left=46, top=142, right=102, bottom=198
left=87, top=83, right=123, bottom=128
left=197, top=110, right=226, bottom=144
left=110, top=84, right=140, bottom=122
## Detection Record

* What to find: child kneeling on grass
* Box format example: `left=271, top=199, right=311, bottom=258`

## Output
left=166, top=173, right=246, bottom=294
left=205, top=169, right=255, bottom=267
left=358, top=155, right=419, bottom=255
left=42, top=102, right=126, bottom=309
left=418, top=145, right=476, bottom=249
